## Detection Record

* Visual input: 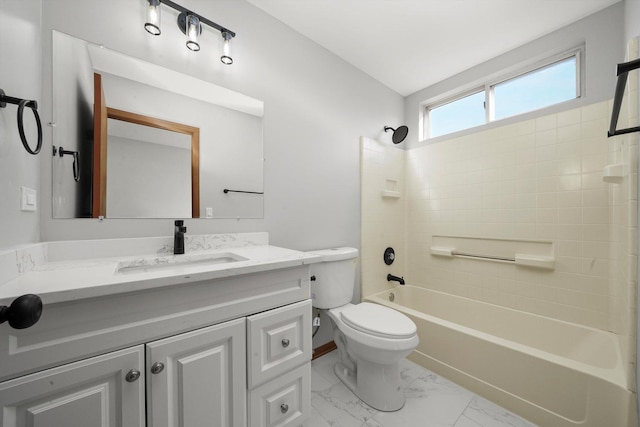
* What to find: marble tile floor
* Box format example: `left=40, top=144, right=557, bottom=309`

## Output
left=307, top=351, right=536, bottom=427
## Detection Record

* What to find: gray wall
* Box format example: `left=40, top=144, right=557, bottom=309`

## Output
left=0, top=0, right=41, bottom=250
left=626, top=0, right=640, bottom=42
left=404, top=3, right=624, bottom=149
left=38, top=0, right=404, bottom=252
left=106, top=136, right=191, bottom=218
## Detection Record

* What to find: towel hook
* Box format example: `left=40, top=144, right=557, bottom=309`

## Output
left=53, top=145, right=80, bottom=182
left=0, top=88, right=43, bottom=155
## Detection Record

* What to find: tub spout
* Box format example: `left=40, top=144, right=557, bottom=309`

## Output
left=387, top=274, right=405, bottom=285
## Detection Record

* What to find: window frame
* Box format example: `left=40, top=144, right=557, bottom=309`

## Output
left=423, top=46, right=583, bottom=140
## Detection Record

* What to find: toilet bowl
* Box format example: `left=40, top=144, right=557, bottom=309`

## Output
left=328, top=302, right=418, bottom=411
left=308, top=247, right=419, bottom=411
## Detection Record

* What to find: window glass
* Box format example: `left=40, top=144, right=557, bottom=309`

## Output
left=493, top=57, right=577, bottom=120
left=429, top=91, right=485, bottom=138
left=424, top=50, right=581, bottom=139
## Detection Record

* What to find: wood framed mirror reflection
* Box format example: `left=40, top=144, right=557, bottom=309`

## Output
left=93, top=73, right=200, bottom=219
left=51, top=31, right=263, bottom=219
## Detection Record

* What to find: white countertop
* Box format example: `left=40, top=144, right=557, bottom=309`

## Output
left=0, top=235, right=321, bottom=305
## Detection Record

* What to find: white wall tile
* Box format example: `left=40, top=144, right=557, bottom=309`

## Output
left=557, top=124, right=582, bottom=143
left=582, top=207, right=609, bottom=224
left=536, top=115, right=557, bottom=132
left=536, top=176, right=559, bottom=193
left=557, top=109, right=582, bottom=127
left=363, top=100, right=636, bottom=352
left=535, top=129, right=558, bottom=146
left=581, top=103, right=608, bottom=122
left=558, top=158, right=581, bottom=175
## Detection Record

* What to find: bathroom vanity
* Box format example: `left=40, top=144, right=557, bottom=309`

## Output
left=0, top=233, right=317, bottom=427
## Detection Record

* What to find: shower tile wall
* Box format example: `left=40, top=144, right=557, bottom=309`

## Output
left=361, top=97, right=638, bottom=374
left=610, top=36, right=639, bottom=389
left=404, top=102, right=616, bottom=330
left=360, top=137, right=406, bottom=296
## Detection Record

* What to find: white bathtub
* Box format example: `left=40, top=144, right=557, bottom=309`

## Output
left=364, top=285, right=637, bottom=427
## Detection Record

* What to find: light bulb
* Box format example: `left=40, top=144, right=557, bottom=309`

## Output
left=186, top=15, right=201, bottom=51
left=221, top=31, right=233, bottom=65
left=144, top=0, right=161, bottom=35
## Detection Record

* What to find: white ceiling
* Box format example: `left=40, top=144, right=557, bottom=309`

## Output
left=246, top=0, right=621, bottom=96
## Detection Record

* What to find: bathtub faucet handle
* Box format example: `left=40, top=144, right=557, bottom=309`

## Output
left=387, top=274, right=405, bottom=285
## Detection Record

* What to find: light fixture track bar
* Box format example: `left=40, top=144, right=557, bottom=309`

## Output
left=159, top=0, right=235, bottom=38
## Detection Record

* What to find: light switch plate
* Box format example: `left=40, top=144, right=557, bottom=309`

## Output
left=20, top=187, right=37, bottom=212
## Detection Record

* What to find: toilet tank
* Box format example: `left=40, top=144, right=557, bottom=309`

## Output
left=307, top=247, right=358, bottom=309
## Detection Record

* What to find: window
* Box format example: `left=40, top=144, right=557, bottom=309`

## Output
left=493, top=56, right=577, bottom=120
left=424, top=49, right=581, bottom=139
left=429, top=90, right=485, bottom=138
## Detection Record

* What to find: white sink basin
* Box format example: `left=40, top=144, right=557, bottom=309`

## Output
left=116, top=252, right=248, bottom=274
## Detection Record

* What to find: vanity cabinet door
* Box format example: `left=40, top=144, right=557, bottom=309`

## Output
left=0, top=346, right=145, bottom=427
left=146, top=318, right=247, bottom=427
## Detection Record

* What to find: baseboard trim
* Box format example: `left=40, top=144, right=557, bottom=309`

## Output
left=312, top=340, right=337, bottom=360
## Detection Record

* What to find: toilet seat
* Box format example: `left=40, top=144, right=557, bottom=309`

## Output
left=340, top=302, right=416, bottom=339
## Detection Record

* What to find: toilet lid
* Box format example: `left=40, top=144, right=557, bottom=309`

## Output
left=340, top=303, right=416, bottom=339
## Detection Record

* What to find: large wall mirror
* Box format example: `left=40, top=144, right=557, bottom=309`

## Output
left=51, top=31, right=264, bottom=219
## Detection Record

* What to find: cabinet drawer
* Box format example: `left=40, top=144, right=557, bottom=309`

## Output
left=248, top=363, right=310, bottom=427
left=247, top=300, right=311, bottom=388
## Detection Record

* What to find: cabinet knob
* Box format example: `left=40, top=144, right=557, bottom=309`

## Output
left=150, top=362, right=165, bottom=375
left=125, top=369, right=141, bottom=383
left=0, top=294, right=42, bottom=329
left=281, top=338, right=290, bottom=348
left=280, top=403, right=289, bottom=414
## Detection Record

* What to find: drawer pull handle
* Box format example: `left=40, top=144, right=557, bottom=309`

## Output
left=125, top=369, right=141, bottom=383
left=151, top=362, right=165, bottom=375
left=281, top=338, right=290, bottom=348
left=280, top=403, right=289, bottom=414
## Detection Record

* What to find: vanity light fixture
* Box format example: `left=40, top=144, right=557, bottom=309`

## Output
left=143, top=0, right=236, bottom=64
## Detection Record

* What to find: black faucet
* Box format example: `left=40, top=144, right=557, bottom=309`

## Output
left=387, top=274, right=405, bottom=285
left=174, top=220, right=186, bottom=255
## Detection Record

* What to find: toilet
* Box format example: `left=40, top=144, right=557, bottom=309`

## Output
left=308, top=247, right=419, bottom=411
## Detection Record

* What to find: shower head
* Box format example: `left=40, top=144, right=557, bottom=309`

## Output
left=384, top=125, right=408, bottom=144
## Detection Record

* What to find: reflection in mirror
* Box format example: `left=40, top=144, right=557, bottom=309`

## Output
left=104, top=110, right=199, bottom=219
left=52, top=31, right=264, bottom=219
